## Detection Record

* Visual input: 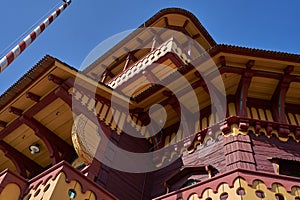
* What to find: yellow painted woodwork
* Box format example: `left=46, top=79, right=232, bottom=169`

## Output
left=224, top=123, right=298, bottom=143
left=251, top=107, right=259, bottom=120
left=202, top=117, right=207, bottom=129
left=228, top=103, right=236, bottom=116
left=258, top=108, right=266, bottom=121
left=23, top=172, right=96, bottom=200
left=0, top=183, right=21, bottom=200
left=165, top=135, right=170, bottom=147
left=181, top=178, right=300, bottom=200
left=72, top=114, right=101, bottom=164
left=266, top=109, right=273, bottom=121
left=288, top=113, right=297, bottom=125
left=247, top=107, right=251, bottom=118
left=296, top=114, right=300, bottom=125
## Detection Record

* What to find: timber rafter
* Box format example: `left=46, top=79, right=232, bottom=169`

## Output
left=0, top=141, right=43, bottom=178
left=19, top=116, right=75, bottom=164
left=111, top=51, right=186, bottom=92
left=0, top=76, right=78, bottom=173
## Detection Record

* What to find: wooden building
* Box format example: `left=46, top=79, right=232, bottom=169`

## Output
left=0, top=8, right=300, bottom=200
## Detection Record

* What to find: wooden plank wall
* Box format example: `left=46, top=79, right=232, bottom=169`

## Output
left=183, top=135, right=226, bottom=173
left=250, top=133, right=300, bottom=173
left=95, top=131, right=153, bottom=200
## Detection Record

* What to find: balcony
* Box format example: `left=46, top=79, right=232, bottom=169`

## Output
left=154, top=168, right=300, bottom=200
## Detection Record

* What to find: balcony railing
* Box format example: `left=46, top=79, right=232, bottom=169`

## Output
left=154, top=168, right=300, bottom=200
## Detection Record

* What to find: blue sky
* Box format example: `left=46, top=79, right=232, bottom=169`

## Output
left=0, top=0, right=299, bottom=93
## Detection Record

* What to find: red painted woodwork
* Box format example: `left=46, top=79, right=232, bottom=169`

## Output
left=0, top=169, right=27, bottom=197
left=235, top=61, right=254, bottom=117
left=26, top=92, right=41, bottom=102
left=0, top=141, right=43, bottom=178
left=27, top=161, right=117, bottom=199
left=20, top=116, right=75, bottom=164
left=8, top=106, right=23, bottom=116
left=272, top=65, right=295, bottom=123
left=0, top=121, right=7, bottom=128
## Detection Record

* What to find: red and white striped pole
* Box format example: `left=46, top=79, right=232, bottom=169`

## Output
left=0, top=0, right=72, bottom=73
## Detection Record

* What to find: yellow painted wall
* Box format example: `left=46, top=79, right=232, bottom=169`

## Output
left=185, top=178, right=300, bottom=200
left=23, top=172, right=96, bottom=200
left=0, top=183, right=21, bottom=200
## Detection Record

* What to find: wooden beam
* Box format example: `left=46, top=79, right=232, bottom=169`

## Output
left=0, top=119, right=22, bottom=140
left=54, top=86, right=72, bottom=107
left=20, top=115, right=75, bottom=164
left=112, top=56, right=119, bottom=63
left=123, top=53, right=132, bottom=71
left=151, top=32, right=165, bottom=51
left=0, top=82, right=64, bottom=140
left=165, top=25, right=191, bottom=37
left=116, top=52, right=184, bottom=91
left=194, top=71, right=209, bottom=93
left=8, top=106, right=23, bottom=116
left=219, top=56, right=226, bottom=66
left=0, top=120, right=7, bottom=128
left=164, top=17, right=169, bottom=26
left=0, top=83, right=76, bottom=170
left=0, top=140, right=43, bottom=178
left=26, top=92, right=41, bottom=102
left=163, top=92, right=194, bottom=139
left=272, top=65, right=295, bottom=123
left=105, top=69, right=114, bottom=79
left=102, top=28, right=169, bottom=77
left=142, top=70, right=160, bottom=85
left=192, top=34, right=200, bottom=39
left=101, top=71, right=108, bottom=82
left=48, top=74, right=63, bottom=85
left=235, top=60, right=255, bottom=117
left=64, top=78, right=116, bottom=109
left=136, top=37, right=143, bottom=45
left=183, top=20, right=189, bottom=28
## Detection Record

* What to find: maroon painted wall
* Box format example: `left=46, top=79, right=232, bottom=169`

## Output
left=250, top=133, right=300, bottom=173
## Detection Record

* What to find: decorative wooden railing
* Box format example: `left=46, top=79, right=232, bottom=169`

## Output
left=154, top=168, right=300, bottom=200
left=23, top=161, right=117, bottom=200
left=107, top=37, right=191, bottom=89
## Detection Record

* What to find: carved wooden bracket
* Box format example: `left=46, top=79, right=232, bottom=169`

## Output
left=26, top=92, right=41, bottom=102
left=8, top=106, right=23, bottom=116
left=235, top=60, right=255, bottom=117
left=272, top=65, right=295, bottom=123
left=20, top=115, right=75, bottom=164
left=0, top=140, right=43, bottom=178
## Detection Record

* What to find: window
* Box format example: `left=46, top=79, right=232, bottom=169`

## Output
left=279, top=159, right=300, bottom=177
left=180, top=179, right=200, bottom=188
left=269, top=158, right=300, bottom=177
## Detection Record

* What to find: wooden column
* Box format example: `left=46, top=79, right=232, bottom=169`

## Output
left=272, top=65, right=294, bottom=124
left=235, top=60, right=254, bottom=117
